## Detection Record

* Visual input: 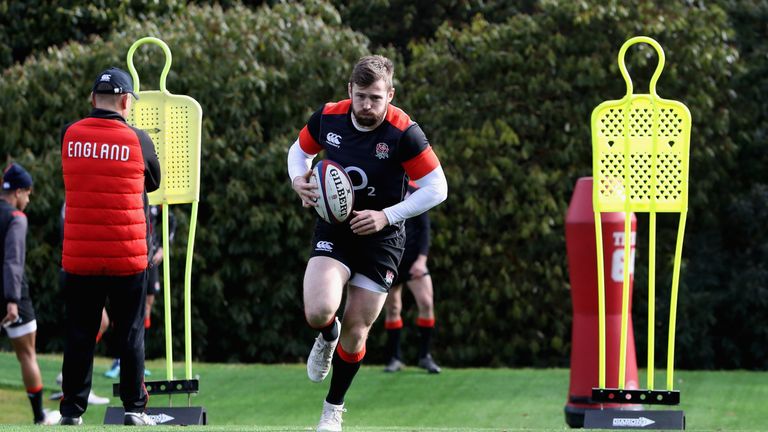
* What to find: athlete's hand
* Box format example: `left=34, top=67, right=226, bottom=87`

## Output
left=292, top=170, right=319, bottom=208
left=350, top=210, right=389, bottom=235
left=1, top=302, right=19, bottom=327
left=152, top=247, right=163, bottom=265
left=409, top=254, right=429, bottom=279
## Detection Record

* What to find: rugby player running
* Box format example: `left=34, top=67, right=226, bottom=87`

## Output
left=287, top=55, right=448, bottom=432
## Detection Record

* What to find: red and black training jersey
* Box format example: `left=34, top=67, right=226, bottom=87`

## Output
left=298, top=99, right=439, bottom=213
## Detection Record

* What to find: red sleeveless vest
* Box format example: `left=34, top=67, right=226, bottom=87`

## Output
left=61, top=117, right=148, bottom=275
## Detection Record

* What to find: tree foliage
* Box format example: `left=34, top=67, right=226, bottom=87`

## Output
left=0, top=0, right=765, bottom=368
left=396, top=0, right=738, bottom=367
left=0, top=1, right=368, bottom=362
left=0, top=0, right=184, bottom=69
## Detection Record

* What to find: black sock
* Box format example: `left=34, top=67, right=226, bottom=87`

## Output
left=27, top=388, right=44, bottom=423
left=417, top=325, right=433, bottom=359
left=386, top=328, right=402, bottom=360
left=326, top=352, right=362, bottom=405
left=320, top=318, right=339, bottom=342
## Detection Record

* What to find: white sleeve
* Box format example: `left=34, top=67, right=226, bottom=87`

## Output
left=383, top=166, right=448, bottom=225
left=287, top=139, right=316, bottom=181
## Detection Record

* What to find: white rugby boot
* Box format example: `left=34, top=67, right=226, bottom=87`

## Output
left=316, top=400, right=345, bottom=432
left=124, top=412, right=156, bottom=426
left=307, top=317, right=340, bottom=382
left=87, top=390, right=110, bottom=405
left=36, top=409, right=62, bottom=425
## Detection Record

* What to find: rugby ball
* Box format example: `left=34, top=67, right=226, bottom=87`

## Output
left=311, top=160, right=354, bottom=223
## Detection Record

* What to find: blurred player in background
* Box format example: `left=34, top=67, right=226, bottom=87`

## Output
left=383, top=183, right=440, bottom=374
left=1, top=163, right=61, bottom=424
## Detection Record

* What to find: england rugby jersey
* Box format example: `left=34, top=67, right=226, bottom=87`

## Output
left=298, top=99, right=440, bottom=212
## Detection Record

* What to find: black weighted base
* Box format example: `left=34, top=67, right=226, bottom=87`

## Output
left=584, top=409, right=685, bottom=430
left=104, top=407, right=207, bottom=425
left=565, top=404, right=586, bottom=428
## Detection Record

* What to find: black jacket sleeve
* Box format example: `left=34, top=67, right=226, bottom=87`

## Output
left=133, top=128, right=161, bottom=192
left=3, top=216, right=27, bottom=303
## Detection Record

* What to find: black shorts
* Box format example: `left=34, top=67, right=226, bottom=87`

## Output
left=309, top=220, right=405, bottom=293
left=146, top=264, right=160, bottom=295
left=1, top=282, right=37, bottom=339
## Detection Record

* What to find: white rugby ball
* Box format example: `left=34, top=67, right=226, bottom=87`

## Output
left=311, top=160, right=355, bottom=223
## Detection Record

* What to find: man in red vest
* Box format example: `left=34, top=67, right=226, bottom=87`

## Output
left=59, top=67, right=161, bottom=426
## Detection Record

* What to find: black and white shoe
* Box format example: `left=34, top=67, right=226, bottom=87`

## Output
left=59, top=416, right=83, bottom=425
left=124, top=412, right=156, bottom=426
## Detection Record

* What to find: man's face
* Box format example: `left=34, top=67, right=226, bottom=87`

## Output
left=16, top=188, right=31, bottom=211
left=348, top=79, right=394, bottom=128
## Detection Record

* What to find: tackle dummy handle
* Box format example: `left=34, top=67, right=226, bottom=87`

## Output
left=618, top=36, right=665, bottom=98
left=127, top=37, right=173, bottom=93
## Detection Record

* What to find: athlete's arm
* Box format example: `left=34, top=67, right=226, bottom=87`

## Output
left=383, top=165, right=447, bottom=224
left=288, top=108, right=324, bottom=208
left=3, top=216, right=26, bottom=305
left=287, top=139, right=320, bottom=207
left=287, top=139, right=315, bottom=182
left=383, top=123, right=448, bottom=224
left=351, top=161, right=447, bottom=235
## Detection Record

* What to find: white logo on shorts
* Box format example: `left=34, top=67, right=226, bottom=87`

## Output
left=315, top=241, right=333, bottom=252
left=326, top=132, right=342, bottom=148
left=385, top=270, right=395, bottom=286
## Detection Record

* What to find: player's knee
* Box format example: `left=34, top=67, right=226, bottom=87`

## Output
left=417, top=300, right=434, bottom=315
left=384, top=302, right=401, bottom=319
left=305, top=309, right=336, bottom=328
left=14, top=344, right=36, bottom=362
left=342, top=325, right=369, bottom=345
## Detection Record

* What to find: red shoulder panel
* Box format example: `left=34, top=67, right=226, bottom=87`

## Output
left=385, top=104, right=412, bottom=131
left=11, top=210, right=25, bottom=218
left=299, top=125, right=322, bottom=154
left=402, top=146, right=440, bottom=180
left=322, top=100, right=352, bottom=115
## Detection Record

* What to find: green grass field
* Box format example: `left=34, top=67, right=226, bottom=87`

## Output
left=0, top=352, right=766, bottom=431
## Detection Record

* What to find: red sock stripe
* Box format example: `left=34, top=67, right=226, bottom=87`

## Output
left=416, top=317, right=435, bottom=328
left=26, top=385, right=43, bottom=394
left=308, top=316, right=336, bottom=330
left=384, top=319, right=403, bottom=330
left=144, top=317, right=151, bottom=329
left=336, top=344, right=366, bottom=363
left=95, top=331, right=103, bottom=343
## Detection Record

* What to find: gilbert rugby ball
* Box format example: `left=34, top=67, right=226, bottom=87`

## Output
left=311, top=160, right=354, bottom=223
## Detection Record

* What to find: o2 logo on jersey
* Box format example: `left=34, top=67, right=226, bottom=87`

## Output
left=344, top=166, right=376, bottom=196
left=326, top=132, right=342, bottom=148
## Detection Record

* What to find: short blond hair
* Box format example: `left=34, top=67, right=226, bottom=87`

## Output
left=349, top=55, right=394, bottom=89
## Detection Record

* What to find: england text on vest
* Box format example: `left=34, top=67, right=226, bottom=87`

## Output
left=66, top=141, right=130, bottom=161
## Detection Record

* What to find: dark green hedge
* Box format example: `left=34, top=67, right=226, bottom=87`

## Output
left=1, top=0, right=765, bottom=369
left=0, top=0, right=184, bottom=69
left=0, top=1, right=368, bottom=362
left=393, top=0, right=739, bottom=367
